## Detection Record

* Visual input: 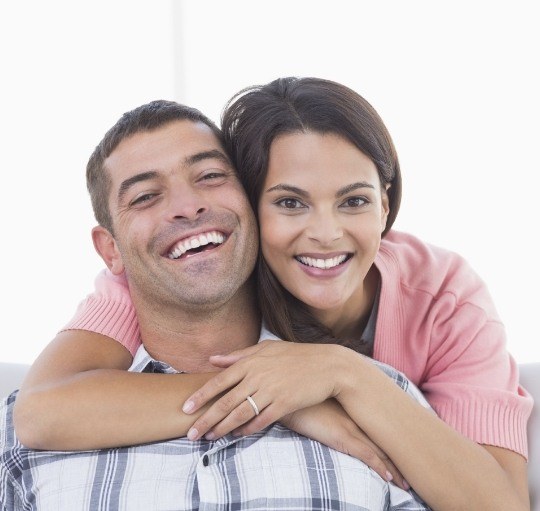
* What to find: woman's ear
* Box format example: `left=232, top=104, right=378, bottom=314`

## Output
left=92, top=226, right=125, bottom=275
left=380, top=183, right=391, bottom=232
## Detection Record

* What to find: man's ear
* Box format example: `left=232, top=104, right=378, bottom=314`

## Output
left=92, top=226, right=125, bottom=275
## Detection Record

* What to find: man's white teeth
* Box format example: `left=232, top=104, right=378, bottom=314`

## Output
left=168, top=231, right=225, bottom=259
left=297, top=254, right=348, bottom=269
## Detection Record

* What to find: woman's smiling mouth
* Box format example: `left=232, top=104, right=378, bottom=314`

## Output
left=295, top=253, right=352, bottom=270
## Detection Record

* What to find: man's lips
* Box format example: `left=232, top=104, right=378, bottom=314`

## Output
left=295, top=253, right=352, bottom=270
left=167, top=230, right=228, bottom=259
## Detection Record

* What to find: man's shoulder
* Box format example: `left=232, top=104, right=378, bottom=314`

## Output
left=0, top=417, right=429, bottom=510
left=0, top=392, right=17, bottom=448
left=0, top=391, right=23, bottom=502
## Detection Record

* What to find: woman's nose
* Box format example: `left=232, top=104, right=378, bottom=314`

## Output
left=305, top=212, right=343, bottom=245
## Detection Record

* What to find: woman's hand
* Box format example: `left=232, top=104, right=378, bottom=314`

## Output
left=182, top=340, right=347, bottom=441
left=280, top=399, right=409, bottom=491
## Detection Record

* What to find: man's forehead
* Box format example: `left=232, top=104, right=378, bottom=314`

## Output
left=105, top=120, right=227, bottom=180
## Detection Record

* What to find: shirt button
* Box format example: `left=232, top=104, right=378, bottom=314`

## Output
left=202, top=455, right=209, bottom=467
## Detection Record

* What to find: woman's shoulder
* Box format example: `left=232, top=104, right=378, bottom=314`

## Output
left=93, top=269, right=131, bottom=300
left=379, top=230, right=468, bottom=273
left=380, top=230, right=462, bottom=262
left=377, top=230, right=491, bottom=308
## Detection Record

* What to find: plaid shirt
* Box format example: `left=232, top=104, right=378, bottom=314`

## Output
left=0, top=346, right=431, bottom=511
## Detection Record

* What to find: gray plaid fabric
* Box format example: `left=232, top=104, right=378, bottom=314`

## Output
left=0, top=347, right=431, bottom=510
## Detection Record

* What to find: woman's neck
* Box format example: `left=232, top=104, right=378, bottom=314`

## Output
left=313, top=265, right=380, bottom=341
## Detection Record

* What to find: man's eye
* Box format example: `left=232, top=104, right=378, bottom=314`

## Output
left=201, top=171, right=227, bottom=181
left=130, top=193, right=157, bottom=206
left=276, top=198, right=304, bottom=209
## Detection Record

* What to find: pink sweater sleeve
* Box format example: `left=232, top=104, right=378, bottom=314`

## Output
left=375, top=231, right=534, bottom=459
left=61, top=270, right=141, bottom=357
left=419, top=295, right=532, bottom=459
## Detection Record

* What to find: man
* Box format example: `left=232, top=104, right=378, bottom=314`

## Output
left=0, top=100, right=429, bottom=510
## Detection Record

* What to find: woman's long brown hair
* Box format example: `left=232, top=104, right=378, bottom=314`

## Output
left=222, top=77, right=402, bottom=352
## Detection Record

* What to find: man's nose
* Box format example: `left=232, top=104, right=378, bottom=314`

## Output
left=166, top=185, right=209, bottom=221
left=305, top=211, right=343, bottom=245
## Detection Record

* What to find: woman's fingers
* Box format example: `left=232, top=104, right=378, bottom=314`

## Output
left=207, top=356, right=239, bottom=368
left=184, top=341, right=340, bottom=440
left=204, top=395, right=277, bottom=440
left=279, top=401, right=410, bottom=492
left=182, top=366, right=244, bottom=414
left=208, top=343, right=267, bottom=367
left=187, top=390, right=268, bottom=440
left=184, top=344, right=273, bottom=411
left=345, top=432, right=409, bottom=491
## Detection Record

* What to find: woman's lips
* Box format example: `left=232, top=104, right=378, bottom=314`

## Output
left=294, top=253, right=352, bottom=277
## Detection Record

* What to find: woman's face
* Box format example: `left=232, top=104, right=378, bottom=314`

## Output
left=258, top=131, right=389, bottom=327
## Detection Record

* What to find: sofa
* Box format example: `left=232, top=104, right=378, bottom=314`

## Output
left=1, top=361, right=539, bottom=509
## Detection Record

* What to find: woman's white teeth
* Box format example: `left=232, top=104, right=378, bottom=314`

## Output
left=169, top=231, right=225, bottom=259
left=297, top=254, right=347, bottom=269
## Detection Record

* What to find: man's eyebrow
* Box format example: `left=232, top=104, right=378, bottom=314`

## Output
left=118, top=170, right=159, bottom=204
left=265, top=181, right=375, bottom=198
left=116, top=150, right=231, bottom=204
left=184, top=149, right=231, bottom=167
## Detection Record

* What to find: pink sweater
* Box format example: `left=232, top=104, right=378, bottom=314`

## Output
left=63, top=230, right=533, bottom=458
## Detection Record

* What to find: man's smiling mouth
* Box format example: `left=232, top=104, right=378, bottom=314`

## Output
left=168, top=231, right=227, bottom=259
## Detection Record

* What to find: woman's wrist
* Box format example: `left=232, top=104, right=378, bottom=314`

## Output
left=324, top=344, right=364, bottom=396
left=331, top=346, right=380, bottom=402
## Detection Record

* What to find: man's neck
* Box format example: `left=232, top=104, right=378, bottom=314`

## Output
left=132, top=286, right=261, bottom=373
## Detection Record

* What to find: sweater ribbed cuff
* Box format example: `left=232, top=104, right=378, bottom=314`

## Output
left=61, top=297, right=141, bottom=357
left=433, top=395, right=532, bottom=460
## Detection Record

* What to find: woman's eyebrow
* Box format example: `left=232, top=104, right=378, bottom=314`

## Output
left=266, top=181, right=375, bottom=198
left=336, top=182, right=375, bottom=197
left=265, top=184, right=309, bottom=198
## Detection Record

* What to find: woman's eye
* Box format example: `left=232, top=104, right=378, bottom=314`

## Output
left=276, top=198, right=304, bottom=209
left=343, top=196, right=367, bottom=208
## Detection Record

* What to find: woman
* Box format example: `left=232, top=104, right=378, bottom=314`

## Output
left=14, top=78, right=531, bottom=509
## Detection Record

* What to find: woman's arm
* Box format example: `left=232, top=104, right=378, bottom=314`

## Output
left=13, top=330, right=216, bottom=450
left=335, top=349, right=529, bottom=511
left=183, top=341, right=530, bottom=511
left=13, top=331, right=410, bottom=486
left=280, top=399, right=408, bottom=490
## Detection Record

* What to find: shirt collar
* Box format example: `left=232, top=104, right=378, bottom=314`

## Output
left=130, top=326, right=274, bottom=374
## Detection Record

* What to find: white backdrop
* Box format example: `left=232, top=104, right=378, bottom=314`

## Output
left=1, top=0, right=538, bottom=364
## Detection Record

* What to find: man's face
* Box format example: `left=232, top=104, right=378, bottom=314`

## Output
left=96, top=120, right=258, bottom=312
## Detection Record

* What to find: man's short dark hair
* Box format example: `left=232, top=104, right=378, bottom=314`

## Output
left=87, top=100, right=222, bottom=233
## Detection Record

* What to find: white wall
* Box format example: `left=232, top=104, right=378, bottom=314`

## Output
left=1, top=0, right=538, bottom=364
left=0, top=0, right=175, bottom=363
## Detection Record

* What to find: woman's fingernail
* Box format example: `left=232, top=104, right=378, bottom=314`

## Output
left=403, top=480, right=410, bottom=490
left=385, top=471, right=393, bottom=482
left=183, top=400, right=194, bottom=413
left=187, top=428, right=198, bottom=441
left=205, top=432, right=215, bottom=441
